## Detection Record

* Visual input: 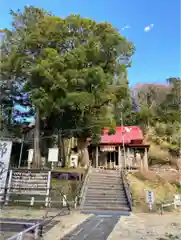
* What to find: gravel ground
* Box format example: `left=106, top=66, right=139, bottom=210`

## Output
left=108, top=212, right=181, bottom=240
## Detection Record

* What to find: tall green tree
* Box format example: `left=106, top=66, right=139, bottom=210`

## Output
left=0, top=6, right=135, bottom=167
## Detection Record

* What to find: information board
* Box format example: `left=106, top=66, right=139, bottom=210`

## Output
left=174, top=194, right=181, bottom=206
left=146, top=190, right=154, bottom=204
left=48, top=148, right=59, bottom=162
left=6, top=170, right=51, bottom=206
left=70, top=154, right=78, bottom=168
left=146, top=190, right=154, bottom=211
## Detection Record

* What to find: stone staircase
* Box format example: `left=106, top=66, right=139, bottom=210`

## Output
left=80, top=168, right=131, bottom=214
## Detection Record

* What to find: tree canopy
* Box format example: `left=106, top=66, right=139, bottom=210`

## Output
left=0, top=6, right=134, bottom=167
left=1, top=6, right=180, bottom=168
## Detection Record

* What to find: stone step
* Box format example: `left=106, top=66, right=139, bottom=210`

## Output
left=91, top=168, right=120, bottom=173
left=88, top=181, right=122, bottom=186
left=90, top=170, right=120, bottom=175
left=86, top=188, right=125, bottom=194
left=84, top=199, right=128, bottom=205
left=81, top=209, right=130, bottom=215
left=89, top=174, right=120, bottom=179
left=82, top=205, right=130, bottom=211
left=89, top=178, right=121, bottom=183
left=90, top=171, right=120, bottom=175
left=85, top=198, right=127, bottom=203
left=88, top=179, right=121, bottom=184
left=89, top=175, right=121, bottom=180
left=83, top=203, right=128, bottom=209
left=87, top=185, right=124, bottom=190
left=84, top=195, right=127, bottom=201
left=86, top=193, right=126, bottom=198
left=87, top=184, right=124, bottom=188
left=85, top=193, right=127, bottom=200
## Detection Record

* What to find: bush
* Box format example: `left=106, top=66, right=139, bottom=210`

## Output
left=148, top=144, right=170, bottom=164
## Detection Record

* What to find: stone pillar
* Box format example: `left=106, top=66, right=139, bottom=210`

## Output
left=136, top=152, right=142, bottom=170
left=96, top=146, right=99, bottom=168
left=127, top=147, right=130, bottom=168
left=143, top=147, right=148, bottom=171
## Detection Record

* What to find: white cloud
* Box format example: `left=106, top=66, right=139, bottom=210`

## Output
left=122, top=25, right=131, bottom=31
left=144, top=24, right=154, bottom=32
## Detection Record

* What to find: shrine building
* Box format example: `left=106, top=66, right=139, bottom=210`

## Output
left=90, top=126, right=149, bottom=170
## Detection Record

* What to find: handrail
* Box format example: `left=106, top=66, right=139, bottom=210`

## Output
left=79, top=165, right=91, bottom=207
left=159, top=199, right=175, bottom=214
left=7, top=205, right=70, bottom=240
left=7, top=222, right=40, bottom=240
left=121, top=169, right=133, bottom=211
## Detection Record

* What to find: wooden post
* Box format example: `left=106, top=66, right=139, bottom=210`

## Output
left=144, top=148, right=148, bottom=171
left=5, top=170, right=13, bottom=205
left=18, top=133, right=25, bottom=168
left=118, top=145, right=121, bottom=169
left=114, top=151, right=116, bottom=169
left=140, top=158, right=143, bottom=171
left=127, top=147, right=130, bottom=169
left=96, top=146, right=98, bottom=168
left=33, top=108, right=41, bottom=168
left=136, top=152, right=142, bottom=171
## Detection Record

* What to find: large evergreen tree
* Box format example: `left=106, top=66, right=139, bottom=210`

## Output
left=0, top=6, right=134, bottom=167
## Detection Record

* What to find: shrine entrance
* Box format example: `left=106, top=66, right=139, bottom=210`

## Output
left=92, top=126, right=150, bottom=170
left=95, top=145, right=124, bottom=169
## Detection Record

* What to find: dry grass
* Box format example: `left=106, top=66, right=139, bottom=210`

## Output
left=148, top=144, right=170, bottom=164
left=128, top=171, right=180, bottom=212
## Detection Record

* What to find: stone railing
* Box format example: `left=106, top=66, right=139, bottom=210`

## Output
left=121, top=169, right=133, bottom=211
left=78, top=165, right=92, bottom=207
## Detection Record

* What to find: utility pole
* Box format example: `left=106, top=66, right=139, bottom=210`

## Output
left=121, top=112, right=126, bottom=169
left=0, top=82, right=3, bottom=131
left=33, top=108, right=41, bottom=168
left=18, top=133, right=25, bottom=168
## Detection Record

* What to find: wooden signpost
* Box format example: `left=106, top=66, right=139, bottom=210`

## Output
left=48, top=148, right=59, bottom=170
left=146, top=190, right=154, bottom=211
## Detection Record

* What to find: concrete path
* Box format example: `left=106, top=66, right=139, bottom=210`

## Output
left=61, top=215, right=120, bottom=240
left=44, top=212, right=92, bottom=240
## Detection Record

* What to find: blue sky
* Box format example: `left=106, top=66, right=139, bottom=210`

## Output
left=0, top=0, right=180, bottom=86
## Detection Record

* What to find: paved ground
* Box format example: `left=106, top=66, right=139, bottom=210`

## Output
left=0, top=219, right=59, bottom=232
left=1, top=208, right=181, bottom=240
left=61, top=215, right=120, bottom=240
left=43, top=212, right=92, bottom=240
left=0, top=208, right=90, bottom=240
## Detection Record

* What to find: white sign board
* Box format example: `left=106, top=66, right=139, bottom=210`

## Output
left=146, top=190, right=154, bottom=204
left=48, top=148, right=59, bottom=162
left=6, top=170, right=51, bottom=206
left=28, top=149, right=34, bottom=163
left=70, top=154, right=78, bottom=168
left=174, top=194, right=181, bottom=206
left=0, top=141, right=12, bottom=201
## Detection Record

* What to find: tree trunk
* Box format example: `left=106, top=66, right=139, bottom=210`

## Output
left=77, top=138, right=90, bottom=167
left=33, top=108, right=41, bottom=168
left=61, top=136, right=66, bottom=167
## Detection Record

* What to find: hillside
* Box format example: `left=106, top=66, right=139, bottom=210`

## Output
left=128, top=170, right=181, bottom=212
left=146, top=126, right=181, bottom=169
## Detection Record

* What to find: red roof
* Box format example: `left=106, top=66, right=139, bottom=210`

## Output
left=100, top=126, right=144, bottom=144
